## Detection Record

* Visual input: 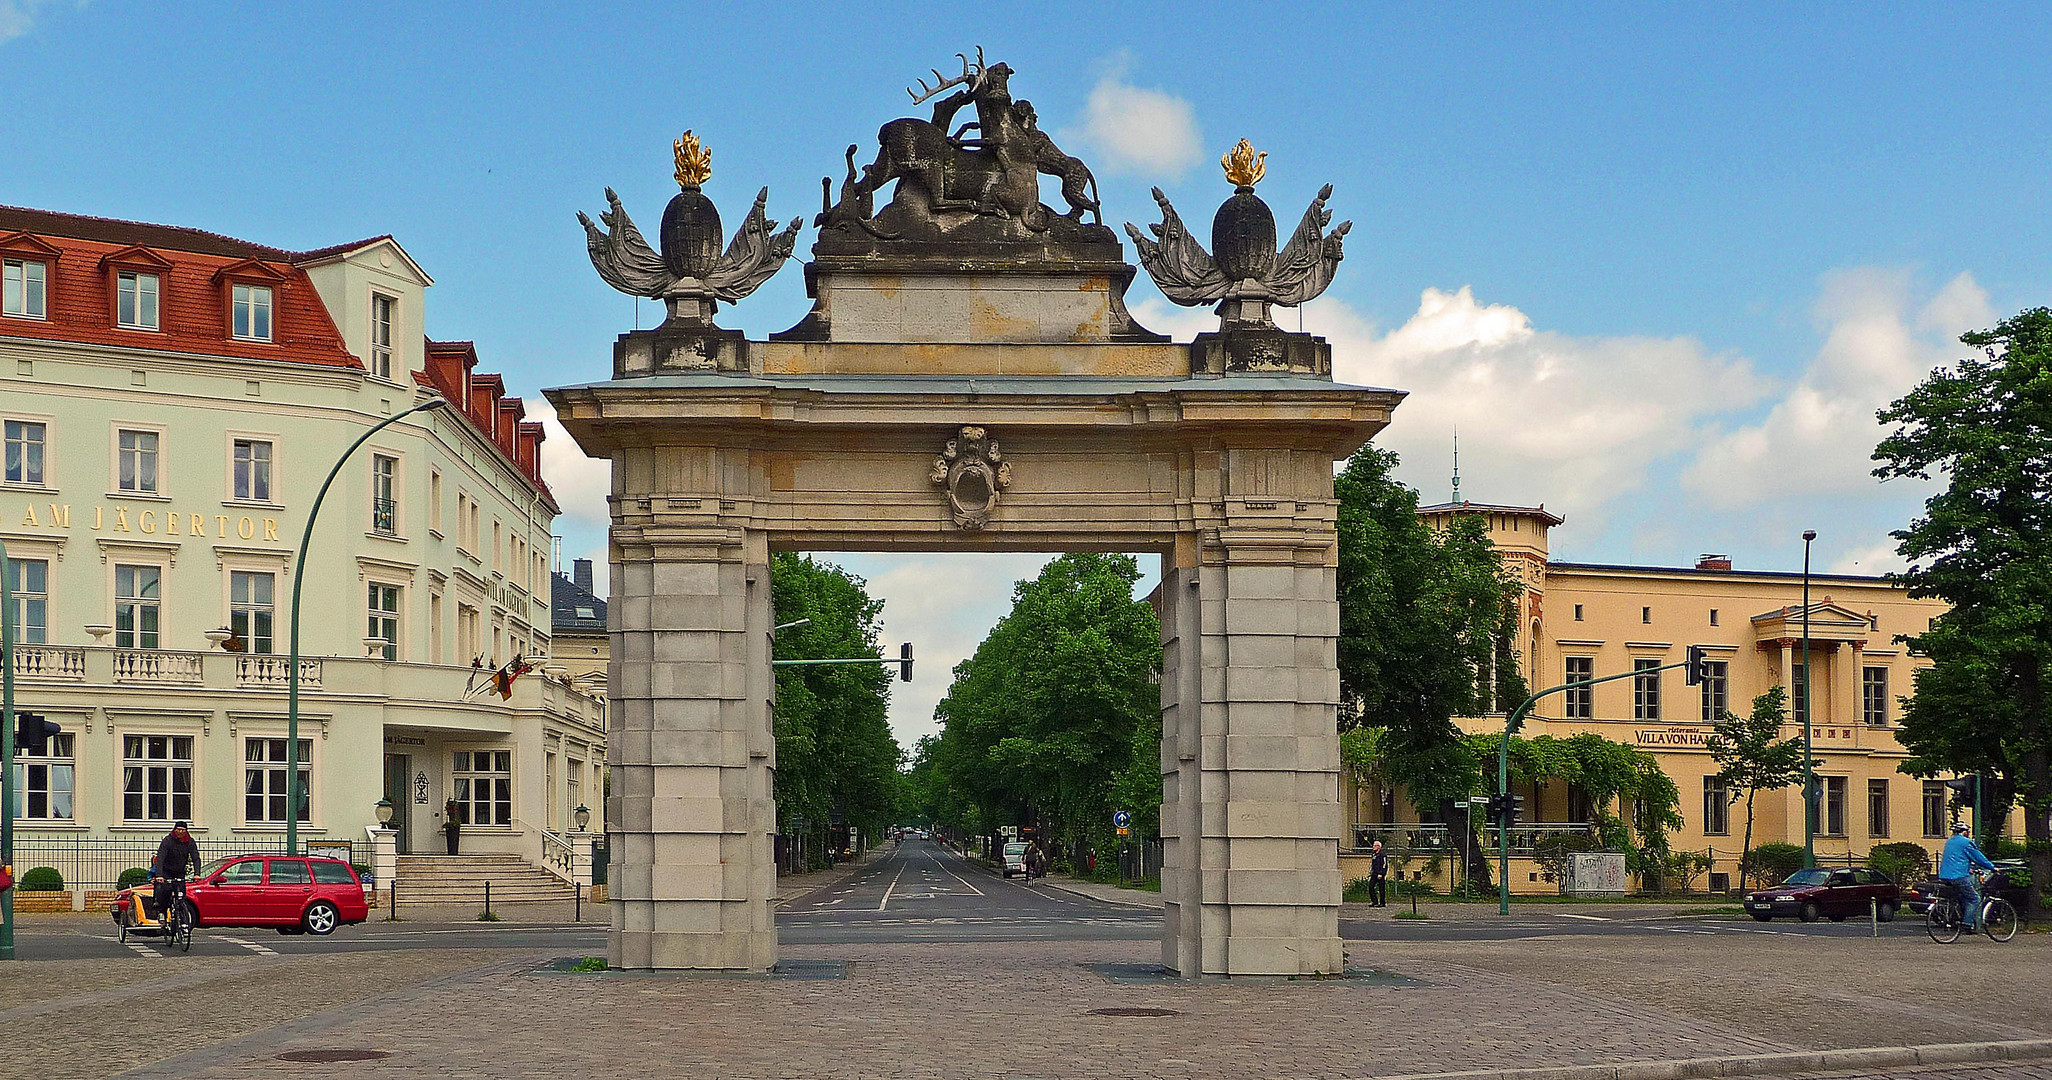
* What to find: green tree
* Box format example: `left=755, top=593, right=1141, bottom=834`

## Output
left=1336, top=447, right=1527, bottom=883
left=929, top=553, right=1162, bottom=861
left=771, top=554, right=903, bottom=866
left=1705, top=686, right=1810, bottom=889
left=1874, top=307, right=2052, bottom=917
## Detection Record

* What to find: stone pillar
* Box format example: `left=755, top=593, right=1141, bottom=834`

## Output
left=608, top=531, right=776, bottom=971
left=1160, top=527, right=1345, bottom=977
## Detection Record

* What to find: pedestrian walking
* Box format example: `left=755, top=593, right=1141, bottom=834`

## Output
left=1368, top=840, right=1389, bottom=907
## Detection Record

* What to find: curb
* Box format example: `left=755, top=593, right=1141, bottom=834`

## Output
left=1038, top=876, right=1163, bottom=910
left=1376, top=1038, right=2052, bottom=1080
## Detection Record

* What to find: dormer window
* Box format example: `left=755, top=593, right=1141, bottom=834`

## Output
left=231, top=283, right=272, bottom=341
left=117, top=271, right=159, bottom=330
left=370, top=293, right=395, bottom=378
left=3, top=258, right=46, bottom=319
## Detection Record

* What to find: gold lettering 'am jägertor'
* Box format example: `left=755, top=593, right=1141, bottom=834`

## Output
left=1221, top=139, right=1266, bottom=188
left=673, top=130, right=712, bottom=188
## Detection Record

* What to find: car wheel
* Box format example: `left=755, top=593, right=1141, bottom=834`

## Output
left=1876, top=901, right=1896, bottom=923
left=1798, top=901, right=1820, bottom=923
left=1750, top=913, right=1773, bottom=922
left=303, top=901, right=340, bottom=936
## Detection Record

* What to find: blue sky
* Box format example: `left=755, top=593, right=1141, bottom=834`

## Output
left=8, top=2, right=2048, bottom=745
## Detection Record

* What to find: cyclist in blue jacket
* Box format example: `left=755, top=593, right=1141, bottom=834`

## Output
left=1939, top=821, right=1997, bottom=929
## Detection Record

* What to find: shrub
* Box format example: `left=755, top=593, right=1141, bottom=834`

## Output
left=1391, top=878, right=1437, bottom=899
left=117, top=867, right=151, bottom=889
left=1645, top=849, right=1711, bottom=893
left=1867, top=842, right=1932, bottom=885
left=19, top=866, right=63, bottom=892
left=1743, top=843, right=1806, bottom=885
left=1343, top=878, right=1374, bottom=903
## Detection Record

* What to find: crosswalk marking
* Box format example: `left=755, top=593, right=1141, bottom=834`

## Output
left=216, top=935, right=280, bottom=957
left=121, top=940, right=162, bottom=959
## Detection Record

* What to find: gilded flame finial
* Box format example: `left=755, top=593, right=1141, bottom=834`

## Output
left=1221, top=139, right=1266, bottom=188
left=673, top=130, right=713, bottom=188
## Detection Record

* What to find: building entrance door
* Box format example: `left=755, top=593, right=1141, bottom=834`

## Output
left=383, top=753, right=410, bottom=854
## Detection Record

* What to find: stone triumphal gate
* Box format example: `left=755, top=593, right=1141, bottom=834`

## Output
left=548, top=58, right=1401, bottom=977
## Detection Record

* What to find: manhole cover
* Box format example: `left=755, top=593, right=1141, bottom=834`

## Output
left=1089, top=1007, right=1181, bottom=1017
left=276, top=1050, right=392, bottom=1063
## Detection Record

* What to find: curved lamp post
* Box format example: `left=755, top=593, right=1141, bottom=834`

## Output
left=286, top=397, right=450, bottom=855
left=1801, top=529, right=1817, bottom=869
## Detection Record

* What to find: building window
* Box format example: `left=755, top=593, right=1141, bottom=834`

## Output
left=1862, top=666, right=1889, bottom=726
left=232, top=438, right=272, bottom=502
left=371, top=454, right=398, bottom=535
left=452, top=750, right=512, bottom=826
left=231, top=283, right=272, bottom=341
left=1820, top=776, right=1848, bottom=837
left=4, top=420, right=45, bottom=485
left=429, top=590, right=444, bottom=664
left=114, top=564, right=161, bottom=649
left=244, top=738, right=312, bottom=823
left=1868, top=778, right=1890, bottom=838
left=116, top=271, right=160, bottom=330
left=12, top=732, right=74, bottom=820
left=1632, top=658, right=1661, bottom=720
left=428, top=469, right=443, bottom=534
left=117, top=429, right=159, bottom=493
left=230, top=570, right=275, bottom=654
left=370, top=294, right=394, bottom=378
left=1922, top=781, right=1947, bottom=837
left=1564, top=656, right=1593, bottom=718
left=122, top=734, right=193, bottom=822
left=1702, top=776, right=1729, bottom=835
left=368, top=582, right=401, bottom=660
left=457, top=603, right=480, bottom=662
left=1573, top=604, right=1583, bottom=621
left=2, top=258, right=46, bottom=319
left=1791, top=663, right=1809, bottom=725
left=1641, top=606, right=1652, bottom=624
left=1698, top=660, right=1728, bottom=722
left=1709, top=609, right=1719, bottom=626
left=7, top=557, right=47, bottom=644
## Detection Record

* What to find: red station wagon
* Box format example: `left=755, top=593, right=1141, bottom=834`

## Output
left=114, top=854, right=370, bottom=936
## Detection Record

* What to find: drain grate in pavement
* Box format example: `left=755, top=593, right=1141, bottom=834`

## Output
left=1083, top=962, right=1423, bottom=987
left=277, top=1050, right=392, bottom=1063
left=1089, top=1007, right=1182, bottom=1017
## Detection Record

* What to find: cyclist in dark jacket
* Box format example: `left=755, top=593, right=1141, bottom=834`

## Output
left=153, top=821, right=202, bottom=916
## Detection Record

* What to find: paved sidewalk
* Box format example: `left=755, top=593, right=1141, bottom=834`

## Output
left=1041, top=873, right=1165, bottom=908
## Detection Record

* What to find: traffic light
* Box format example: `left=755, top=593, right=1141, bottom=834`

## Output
left=1506, top=794, right=1525, bottom=828
left=898, top=642, right=913, bottom=682
left=1684, top=644, right=1711, bottom=686
left=1945, top=775, right=1978, bottom=807
left=13, top=712, right=60, bottom=756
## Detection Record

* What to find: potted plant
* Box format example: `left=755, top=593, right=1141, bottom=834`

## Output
left=443, top=799, right=462, bottom=855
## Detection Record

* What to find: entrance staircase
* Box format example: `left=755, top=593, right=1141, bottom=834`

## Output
left=394, top=853, right=578, bottom=905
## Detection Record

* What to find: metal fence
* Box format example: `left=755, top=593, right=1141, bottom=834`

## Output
left=10, top=835, right=295, bottom=893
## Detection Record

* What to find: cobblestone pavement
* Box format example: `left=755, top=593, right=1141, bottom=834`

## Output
left=1783, top=1064, right=2052, bottom=1080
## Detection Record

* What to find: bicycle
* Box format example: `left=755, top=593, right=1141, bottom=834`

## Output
left=1924, top=874, right=2017, bottom=944
left=157, top=877, right=195, bottom=953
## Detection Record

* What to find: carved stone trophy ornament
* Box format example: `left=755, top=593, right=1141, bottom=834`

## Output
left=580, top=132, right=802, bottom=375
left=1127, top=140, right=1352, bottom=373
left=931, top=426, right=1012, bottom=529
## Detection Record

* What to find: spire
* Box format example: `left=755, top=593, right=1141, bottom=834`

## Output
left=1451, top=428, right=1462, bottom=504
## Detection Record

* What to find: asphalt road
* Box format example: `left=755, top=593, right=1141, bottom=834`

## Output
left=6, top=838, right=1948, bottom=959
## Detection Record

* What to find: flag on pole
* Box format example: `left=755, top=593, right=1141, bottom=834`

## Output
left=471, top=656, right=535, bottom=700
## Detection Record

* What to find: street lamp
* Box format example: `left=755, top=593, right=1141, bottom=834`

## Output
left=286, top=396, right=451, bottom=856
left=374, top=797, right=396, bottom=828
left=1801, top=528, right=1817, bottom=870
left=574, top=804, right=592, bottom=831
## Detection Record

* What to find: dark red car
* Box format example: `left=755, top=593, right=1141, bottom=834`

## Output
left=112, top=854, right=369, bottom=936
left=1745, top=867, right=1902, bottom=923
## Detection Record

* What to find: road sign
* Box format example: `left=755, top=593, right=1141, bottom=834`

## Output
left=1112, top=810, right=1131, bottom=829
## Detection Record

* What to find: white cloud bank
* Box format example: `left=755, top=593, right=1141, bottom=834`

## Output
left=1068, top=60, right=1203, bottom=177
left=0, top=0, right=77, bottom=45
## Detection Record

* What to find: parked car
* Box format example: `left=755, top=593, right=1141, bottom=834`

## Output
left=110, top=854, right=370, bottom=936
left=1902, top=859, right=2029, bottom=916
left=1001, top=841, right=1029, bottom=878
left=1745, top=867, right=1901, bottom=923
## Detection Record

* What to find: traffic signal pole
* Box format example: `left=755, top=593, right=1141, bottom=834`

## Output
left=1496, top=655, right=1699, bottom=915
left=3, top=540, right=19, bottom=959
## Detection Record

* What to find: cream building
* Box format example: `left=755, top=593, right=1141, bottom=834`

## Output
left=0, top=207, right=604, bottom=899
left=1344, top=501, right=1954, bottom=893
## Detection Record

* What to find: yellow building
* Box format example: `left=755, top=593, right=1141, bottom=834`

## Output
left=1344, top=501, right=1953, bottom=894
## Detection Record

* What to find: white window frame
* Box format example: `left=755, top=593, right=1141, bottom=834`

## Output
left=242, top=736, right=312, bottom=825
left=1862, top=666, right=1889, bottom=726
left=368, top=579, right=403, bottom=661
left=370, top=453, right=401, bottom=537
left=11, top=731, right=74, bottom=821
left=113, top=425, right=164, bottom=495
left=230, top=283, right=273, bottom=342
left=228, top=568, right=277, bottom=654
left=2, top=257, right=47, bottom=320
left=113, top=562, right=163, bottom=649
left=8, top=556, right=50, bottom=645
left=450, top=748, right=512, bottom=826
left=229, top=435, right=275, bottom=504
left=116, top=270, right=160, bottom=330
left=428, top=468, right=443, bottom=536
left=1701, top=775, right=1729, bottom=836
left=121, top=733, right=194, bottom=823
left=369, top=292, right=395, bottom=379
left=1698, top=659, right=1728, bottom=722
left=3, top=416, right=48, bottom=487
left=1632, top=658, right=1661, bottom=720
left=1563, top=656, right=1594, bottom=719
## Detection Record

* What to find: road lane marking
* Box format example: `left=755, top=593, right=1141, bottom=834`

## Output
left=216, top=935, right=280, bottom=956
left=121, top=940, right=162, bottom=958
left=930, top=854, right=986, bottom=896
left=879, top=862, right=909, bottom=911
left=1556, top=913, right=1612, bottom=921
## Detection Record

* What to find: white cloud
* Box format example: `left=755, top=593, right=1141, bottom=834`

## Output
left=0, top=0, right=77, bottom=45
left=1683, top=269, right=1990, bottom=507
left=1067, top=58, right=1203, bottom=177
left=528, top=400, right=611, bottom=533
left=1827, top=538, right=1909, bottom=576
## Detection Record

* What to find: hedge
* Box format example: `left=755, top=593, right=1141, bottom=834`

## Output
left=19, top=866, right=63, bottom=891
left=117, top=867, right=151, bottom=889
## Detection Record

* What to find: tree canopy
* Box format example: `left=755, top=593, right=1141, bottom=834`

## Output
left=1874, top=307, right=2052, bottom=915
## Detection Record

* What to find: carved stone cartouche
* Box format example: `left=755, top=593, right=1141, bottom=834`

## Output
left=931, top=426, right=1012, bottom=529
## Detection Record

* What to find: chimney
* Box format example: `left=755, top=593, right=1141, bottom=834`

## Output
left=573, top=558, right=594, bottom=594
left=1696, top=553, right=1732, bottom=571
